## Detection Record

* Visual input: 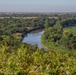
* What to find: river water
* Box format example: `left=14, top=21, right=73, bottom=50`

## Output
left=22, top=30, right=44, bottom=48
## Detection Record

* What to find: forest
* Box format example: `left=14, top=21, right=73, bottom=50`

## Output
left=0, top=13, right=76, bottom=75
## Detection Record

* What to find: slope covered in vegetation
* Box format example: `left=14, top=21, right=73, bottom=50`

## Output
left=0, top=43, right=76, bottom=75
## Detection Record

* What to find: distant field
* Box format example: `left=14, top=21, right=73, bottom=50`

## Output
left=49, top=17, right=58, bottom=19
left=64, top=25, right=76, bottom=35
left=0, top=16, right=58, bottom=19
left=0, top=17, right=37, bottom=19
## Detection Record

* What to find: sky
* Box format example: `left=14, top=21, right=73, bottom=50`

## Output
left=0, top=0, right=76, bottom=12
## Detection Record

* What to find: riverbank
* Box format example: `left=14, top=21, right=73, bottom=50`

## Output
left=41, top=33, right=76, bottom=53
left=21, top=28, right=44, bottom=41
left=41, top=39, right=55, bottom=51
left=41, top=33, right=49, bottom=51
left=41, top=43, right=50, bottom=51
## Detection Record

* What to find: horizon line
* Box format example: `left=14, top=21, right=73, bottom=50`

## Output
left=0, top=11, right=76, bottom=14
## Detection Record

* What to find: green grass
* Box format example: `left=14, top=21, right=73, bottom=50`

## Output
left=41, top=25, right=76, bottom=53
left=64, top=25, right=76, bottom=36
left=41, top=34, right=76, bottom=54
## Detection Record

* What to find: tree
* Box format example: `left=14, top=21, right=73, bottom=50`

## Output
left=44, top=19, right=49, bottom=28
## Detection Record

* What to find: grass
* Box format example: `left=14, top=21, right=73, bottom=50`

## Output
left=64, top=25, right=76, bottom=36
left=41, top=34, right=76, bottom=54
left=0, top=17, right=37, bottom=19
left=41, top=35, right=64, bottom=51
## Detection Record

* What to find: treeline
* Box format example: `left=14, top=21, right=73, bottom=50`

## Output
left=42, top=18, right=76, bottom=50
left=43, top=25, right=76, bottom=50
left=0, top=18, right=44, bottom=35
left=0, top=13, right=58, bottom=17
left=61, top=19, right=76, bottom=27
left=0, top=16, right=56, bottom=42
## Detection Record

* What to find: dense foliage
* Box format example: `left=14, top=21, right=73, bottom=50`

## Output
left=0, top=15, right=56, bottom=42
left=0, top=43, right=76, bottom=75
left=64, top=26, right=76, bottom=36
left=42, top=22, right=76, bottom=50
left=0, top=13, right=76, bottom=74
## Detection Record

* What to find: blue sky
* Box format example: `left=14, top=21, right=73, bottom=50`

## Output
left=0, top=0, right=76, bottom=12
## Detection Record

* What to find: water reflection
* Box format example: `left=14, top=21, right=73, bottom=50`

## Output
left=22, top=30, right=44, bottom=48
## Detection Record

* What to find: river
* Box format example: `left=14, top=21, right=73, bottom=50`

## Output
left=22, top=30, right=44, bottom=48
